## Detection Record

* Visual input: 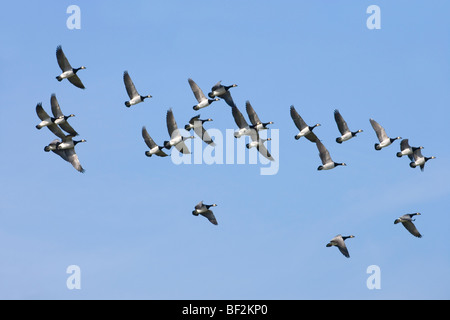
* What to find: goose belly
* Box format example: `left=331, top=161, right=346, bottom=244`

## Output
left=54, top=117, right=66, bottom=126
left=129, top=96, right=142, bottom=105
left=60, top=70, right=74, bottom=79
left=414, top=157, right=425, bottom=166
left=212, top=88, right=226, bottom=96
left=195, top=207, right=207, bottom=214
left=248, top=141, right=259, bottom=149
left=37, top=119, right=52, bottom=128
left=196, top=100, right=210, bottom=109
left=170, top=135, right=183, bottom=146
left=322, top=162, right=336, bottom=170
left=150, top=146, right=161, bottom=155
left=379, top=139, right=392, bottom=148
left=340, top=132, right=353, bottom=142
left=401, top=148, right=412, bottom=156
left=299, top=127, right=311, bottom=136
left=58, top=142, right=73, bottom=150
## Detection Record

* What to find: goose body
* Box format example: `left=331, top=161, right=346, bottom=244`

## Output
left=185, top=115, right=215, bottom=146
left=394, top=213, right=422, bottom=238
left=142, top=126, right=168, bottom=157
left=409, top=148, right=435, bottom=171
left=245, top=100, right=273, bottom=131
left=192, top=201, right=218, bottom=225
left=35, top=103, right=66, bottom=139
left=55, top=46, right=86, bottom=89
left=57, top=135, right=86, bottom=150
left=334, top=109, right=362, bottom=143
left=188, top=78, right=219, bottom=110
left=370, top=118, right=401, bottom=150
left=208, top=81, right=237, bottom=108
left=316, top=140, right=346, bottom=170
left=123, top=71, right=152, bottom=107
left=50, top=94, right=78, bottom=136
left=326, top=234, right=355, bottom=258
left=231, top=105, right=256, bottom=138
left=164, top=109, right=194, bottom=154
left=246, top=131, right=274, bottom=161
left=397, top=139, right=423, bottom=160
left=290, top=106, right=320, bottom=142
left=44, top=139, right=85, bottom=173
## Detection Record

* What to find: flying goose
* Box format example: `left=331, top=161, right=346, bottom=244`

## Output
left=35, top=103, right=66, bottom=139
left=164, top=109, right=194, bottom=154
left=184, top=115, right=215, bottom=147
left=394, top=213, right=422, bottom=238
left=55, top=45, right=86, bottom=89
left=188, top=78, right=219, bottom=110
left=247, top=131, right=274, bottom=161
left=192, top=201, right=218, bottom=225
left=208, top=81, right=237, bottom=108
left=409, top=148, right=436, bottom=171
left=142, top=126, right=168, bottom=157
left=290, top=106, right=320, bottom=142
left=57, top=134, right=86, bottom=150
left=245, top=100, right=273, bottom=131
left=231, top=105, right=256, bottom=138
left=397, top=139, right=424, bottom=161
left=316, top=140, right=346, bottom=170
left=123, top=71, right=152, bottom=107
left=370, top=118, right=401, bottom=150
left=326, top=234, right=355, bottom=258
left=334, top=109, right=363, bottom=143
left=50, top=94, right=78, bottom=136
left=44, top=139, right=85, bottom=173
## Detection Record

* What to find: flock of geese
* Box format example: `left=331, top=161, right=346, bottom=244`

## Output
left=35, top=45, right=434, bottom=258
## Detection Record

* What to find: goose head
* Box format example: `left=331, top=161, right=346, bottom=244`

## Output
left=74, top=139, right=86, bottom=146
left=390, top=136, right=402, bottom=143
left=335, top=162, right=347, bottom=167
left=141, top=95, right=152, bottom=101
left=343, top=235, right=355, bottom=240
left=352, top=129, right=363, bottom=136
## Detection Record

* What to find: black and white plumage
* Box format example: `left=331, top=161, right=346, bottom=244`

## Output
left=50, top=94, right=78, bottom=136
left=316, top=140, right=346, bottom=171
left=35, top=103, right=66, bottom=139
left=123, top=71, right=152, bottom=107
left=326, top=234, right=355, bottom=258
left=290, top=106, right=320, bottom=142
left=44, top=139, right=85, bottom=173
left=231, top=105, right=256, bottom=138
left=394, top=213, right=422, bottom=238
left=184, top=115, right=215, bottom=147
left=409, top=148, right=436, bottom=172
left=192, top=201, right=218, bottom=225
left=208, top=81, right=237, bottom=108
left=370, top=118, right=401, bottom=150
left=246, top=131, right=274, bottom=161
left=57, top=134, right=86, bottom=150
left=55, top=45, right=86, bottom=89
left=164, top=109, right=194, bottom=154
left=245, top=100, right=273, bottom=131
left=142, top=126, right=168, bottom=157
left=188, top=78, right=219, bottom=111
left=334, top=109, right=363, bottom=144
left=397, top=139, right=424, bottom=160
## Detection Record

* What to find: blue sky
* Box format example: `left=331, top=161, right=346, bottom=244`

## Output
left=0, top=1, right=449, bottom=300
